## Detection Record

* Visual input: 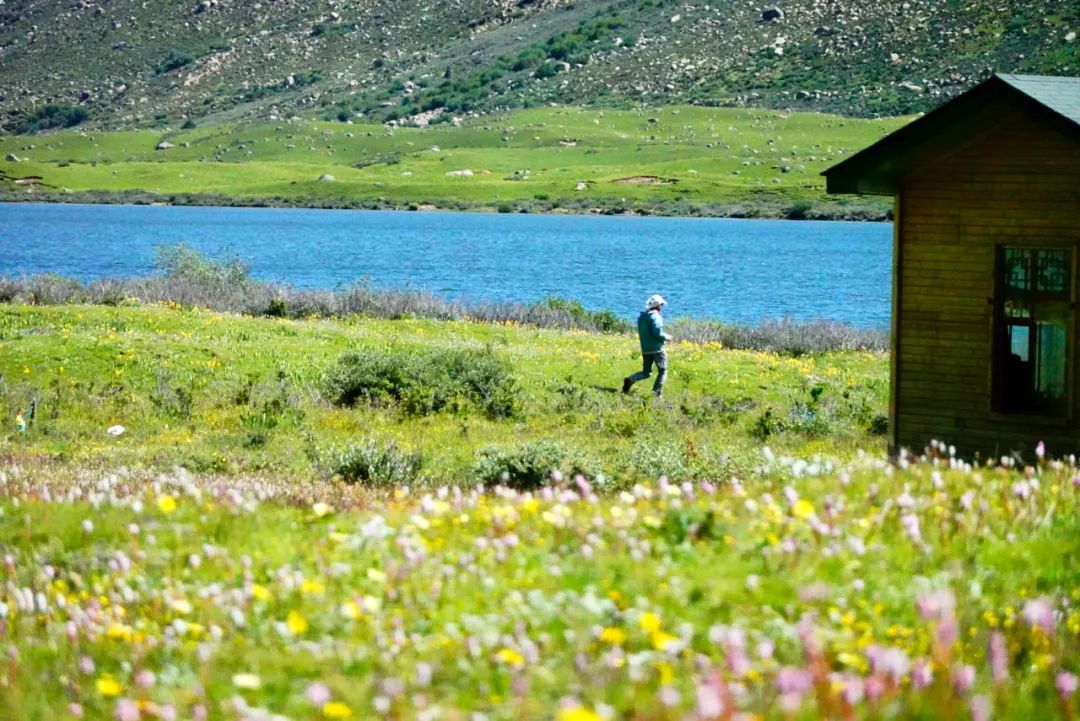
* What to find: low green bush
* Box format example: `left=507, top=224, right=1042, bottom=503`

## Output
left=472, top=440, right=595, bottom=490
left=324, top=346, right=519, bottom=419
left=329, top=439, right=423, bottom=486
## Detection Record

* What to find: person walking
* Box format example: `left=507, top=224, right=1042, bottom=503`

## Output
left=622, top=294, right=671, bottom=397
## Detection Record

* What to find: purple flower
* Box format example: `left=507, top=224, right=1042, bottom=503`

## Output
left=776, top=666, right=813, bottom=696
left=695, top=673, right=726, bottom=719
left=912, top=659, right=933, bottom=689
left=952, top=664, right=976, bottom=696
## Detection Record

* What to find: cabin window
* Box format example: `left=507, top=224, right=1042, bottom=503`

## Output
left=993, top=247, right=1072, bottom=416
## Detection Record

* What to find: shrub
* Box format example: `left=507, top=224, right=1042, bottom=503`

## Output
left=329, top=439, right=423, bottom=486
left=154, top=242, right=251, bottom=287
left=533, top=297, right=632, bottom=334
left=323, top=346, right=519, bottom=419
left=11, top=104, right=87, bottom=134
left=472, top=440, right=594, bottom=490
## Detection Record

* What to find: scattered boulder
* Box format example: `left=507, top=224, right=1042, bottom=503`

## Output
left=762, top=7, right=783, bottom=22
left=155, top=141, right=174, bottom=150
left=899, top=81, right=924, bottom=93
left=445, top=169, right=473, bottom=177
left=318, top=173, right=335, bottom=182
left=574, top=181, right=588, bottom=191
left=5, top=153, right=20, bottom=162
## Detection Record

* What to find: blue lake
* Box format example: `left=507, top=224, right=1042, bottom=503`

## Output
left=0, top=203, right=892, bottom=327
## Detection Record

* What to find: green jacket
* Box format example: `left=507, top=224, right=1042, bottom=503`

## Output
left=637, top=309, right=669, bottom=354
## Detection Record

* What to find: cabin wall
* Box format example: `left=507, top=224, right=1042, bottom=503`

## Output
left=896, top=107, right=1080, bottom=457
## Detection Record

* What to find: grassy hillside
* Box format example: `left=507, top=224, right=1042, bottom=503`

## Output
left=0, top=303, right=888, bottom=481
left=0, top=0, right=1076, bottom=131
left=0, top=105, right=903, bottom=217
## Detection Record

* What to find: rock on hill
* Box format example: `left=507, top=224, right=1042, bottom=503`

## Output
left=0, top=0, right=1076, bottom=131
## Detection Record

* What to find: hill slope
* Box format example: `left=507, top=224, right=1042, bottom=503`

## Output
left=1, top=0, right=1077, bottom=131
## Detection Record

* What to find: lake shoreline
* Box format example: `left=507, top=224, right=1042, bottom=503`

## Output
left=0, top=188, right=892, bottom=222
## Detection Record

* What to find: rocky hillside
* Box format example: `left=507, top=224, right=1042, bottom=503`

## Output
left=0, top=0, right=1076, bottom=131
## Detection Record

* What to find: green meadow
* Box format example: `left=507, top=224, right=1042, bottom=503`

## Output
left=0, top=303, right=887, bottom=481
left=0, top=106, right=905, bottom=216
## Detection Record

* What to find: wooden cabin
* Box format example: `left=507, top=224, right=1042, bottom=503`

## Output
left=824, top=74, right=1080, bottom=458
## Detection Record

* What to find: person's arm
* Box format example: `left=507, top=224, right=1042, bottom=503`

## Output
left=651, top=312, right=671, bottom=342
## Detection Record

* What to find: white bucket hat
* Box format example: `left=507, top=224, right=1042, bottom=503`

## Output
left=645, top=294, right=666, bottom=310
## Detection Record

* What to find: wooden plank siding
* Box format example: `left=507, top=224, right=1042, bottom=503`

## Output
left=894, top=104, right=1080, bottom=458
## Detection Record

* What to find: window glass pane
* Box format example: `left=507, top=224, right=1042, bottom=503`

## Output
left=996, top=246, right=1072, bottom=415
left=1036, top=315, right=1067, bottom=401
left=1004, top=248, right=1030, bottom=291
left=1036, top=249, right=1069, bottom=294
left=1009, top=325, right=1030, bottom=361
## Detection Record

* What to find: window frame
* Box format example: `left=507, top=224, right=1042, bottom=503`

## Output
left=990, top=244, right=1075, bottom=421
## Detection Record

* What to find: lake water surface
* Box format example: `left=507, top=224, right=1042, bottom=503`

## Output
left=0, top=203, right=892, bottom=327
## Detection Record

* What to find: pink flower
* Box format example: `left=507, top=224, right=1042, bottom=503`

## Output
left=865, top=675, right=887, bottom=701
left=135, top=670, right=155, bottom=689
left=916, top=589, right=955, bottom=621
left=695, top=673, right=726, bottom=720
left=971, top=694, right=991, bottom=721
left=1022, top=597, right=1054, bottom=635
left=1057, top=672, right=1079, bottom=699
left=776, top=667, right=813, bottom=696
left=901, top=513, right=922, bottom=545
left=305, top=681, right=332, bottom=706
left=114, top=699, right=140, bottom=721
left=69, top=703, right=84, bottom=718
left=952, top=664, right=976, bottom=696
left=988, top=632, right=1008, bottom=685
left=911, top=659, right=933, bottom=689
left=840, top=674, right=865, bottom=706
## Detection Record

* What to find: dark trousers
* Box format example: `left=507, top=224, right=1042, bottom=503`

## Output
left=627, top=351, right=667, bottom=395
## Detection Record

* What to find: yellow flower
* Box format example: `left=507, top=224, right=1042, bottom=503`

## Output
left=557, top=707, right=602, bottom=721
left=95, top=676, right=122, bottom=697
left=792, top=499, right=815, bottom=519
left=157, top=495, right=177, bottom=513
left=287, top=610, right=309, bottom=635
left=651, top=631, right=679, bottom=652
left=340, top=600, right=363, bottom=620
left=322, top=702, right=353, bottom=719
left=599, top=627, right=626, bottom=645
left=658, top=662, right=675, bottom=685
left=495, top=647, right=525, bottom=668
left=639, top=612, right=661, bottom=634
left=301, top=580, right=325, bottom=595
left=251, top=584, right=271, bottom=602
left=312, top=502, right=333, bottom=517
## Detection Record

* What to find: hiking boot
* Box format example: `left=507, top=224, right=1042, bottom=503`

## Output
left=621, top=377, right=633, bottom=394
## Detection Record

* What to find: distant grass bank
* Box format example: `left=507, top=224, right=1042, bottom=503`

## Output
left=0, top=105, right=903, bottom=220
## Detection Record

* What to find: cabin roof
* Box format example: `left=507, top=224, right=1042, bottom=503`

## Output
left=823, top=73, right=1080, bottom=195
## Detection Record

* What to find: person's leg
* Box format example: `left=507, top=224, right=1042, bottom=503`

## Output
left=624, top=354, right=655, bottom=391
left=651, top=351, right=667, bottom=396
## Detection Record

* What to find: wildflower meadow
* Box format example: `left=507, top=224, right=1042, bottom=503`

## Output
left=0, top=302, right=1077, bottom=720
